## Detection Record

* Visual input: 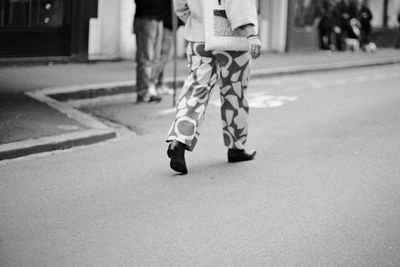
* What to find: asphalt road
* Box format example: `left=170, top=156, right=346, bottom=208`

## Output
left=1, top=65, right=400, bottom=266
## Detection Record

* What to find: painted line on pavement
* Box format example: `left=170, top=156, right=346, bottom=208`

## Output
left=158, top=108, right=176, bottom=115
left=211, top=93, right=299, bottom=109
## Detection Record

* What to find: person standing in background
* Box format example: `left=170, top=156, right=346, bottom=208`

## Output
left=133, top=0, right=163, bottom=103
left=153, top=0, right=184, bottom=95
left=359, top=0, right=373, bottom=49
left=318, top=0, right=336, bottom=50
left=334, top=0, right=351, bottom=50
left=396, top=8, right=400, bottom=49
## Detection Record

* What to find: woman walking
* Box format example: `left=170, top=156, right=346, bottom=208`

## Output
left=166, top=0, right=262, bottom=174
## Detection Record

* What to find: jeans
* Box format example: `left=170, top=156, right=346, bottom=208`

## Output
left=396, top=27, right=400, bottom=49
left=134, top=18, right=163, bottom=98
left=154, top=27, right=174, bottom=87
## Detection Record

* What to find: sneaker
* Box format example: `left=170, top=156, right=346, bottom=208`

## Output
left=147, top=94, right=162, bottom=103
left=137, top=94, right=162, bottom=103
left=167, top=140, right=188, bottom=174
left=156, top=84, right=174, bottom=95
left=136, top=83, right=162, bottom=103
left=148, top=83, right=158, bottom=96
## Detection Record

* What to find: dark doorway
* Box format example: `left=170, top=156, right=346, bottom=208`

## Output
left=0, top=0, right=72, bottom=57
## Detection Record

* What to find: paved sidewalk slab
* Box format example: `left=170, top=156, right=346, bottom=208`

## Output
left=0, top=95, right=88, bottom=144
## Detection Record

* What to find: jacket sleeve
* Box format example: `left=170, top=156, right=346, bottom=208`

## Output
left=225, top=0, right=258, bottom=31
left=173, top=0, right=191, bottom=23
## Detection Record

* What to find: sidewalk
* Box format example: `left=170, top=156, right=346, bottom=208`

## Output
left=1, top=49, right=400, bottom=160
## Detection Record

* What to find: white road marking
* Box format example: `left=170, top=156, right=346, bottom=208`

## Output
left=158, top=108, right=176, bottom=115
left=211, top=93, right=299, bottom=109
left=276, top=96, right=299, bottom=101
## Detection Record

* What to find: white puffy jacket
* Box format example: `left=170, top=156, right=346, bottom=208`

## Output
left=173, top=0, right=258, bottom=42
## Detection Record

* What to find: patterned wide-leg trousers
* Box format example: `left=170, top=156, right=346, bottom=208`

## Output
left=166, top=42, right=251, bottom=151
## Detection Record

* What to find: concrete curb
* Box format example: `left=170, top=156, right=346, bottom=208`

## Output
left=0, top=129, right=115, bottom=160
left=42, top=56, right=400, bottom=100
left=1, top=56, right=399, bottom=161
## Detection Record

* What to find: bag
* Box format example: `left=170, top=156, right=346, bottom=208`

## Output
left=203, top=0, right=254, bottom=51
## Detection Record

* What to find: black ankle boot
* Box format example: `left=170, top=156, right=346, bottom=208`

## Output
left=167, top=141, right=188, bottom=174
left=227, top=149, right=256, bottom=163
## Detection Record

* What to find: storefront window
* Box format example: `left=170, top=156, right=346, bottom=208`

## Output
left=0, top=0, right=64, bottom=28
left=6, top=0, right=30, bottom=26
left=0, top=0, right=5, bottom=26
left=294, top=0, right=320, bottom=28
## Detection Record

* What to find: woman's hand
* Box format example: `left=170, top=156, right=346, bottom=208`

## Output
left=247, top=35, right=262, bottom=59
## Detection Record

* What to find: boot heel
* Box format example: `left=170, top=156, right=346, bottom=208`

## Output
left=167, top=141, right=188, bottom=174
left=167, top=148, right=174, bottom=159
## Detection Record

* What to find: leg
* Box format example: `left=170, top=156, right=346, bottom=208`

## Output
left=134, top=18, right=163, bottom=101
left=156, top=70, right=164, bottom=88
left=166, top=42, right=218, bottom=151
left=215, top=50, right=251, bottom=150
left=154, top=27, right=174, bottom=88
left=319, top=28, right=328, bottom=50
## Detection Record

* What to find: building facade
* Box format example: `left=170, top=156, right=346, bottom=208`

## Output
left=258, top=0, right=289, bottom=52
left=2, top=0, right=398, bottom=60
left=89, top=0, right=290, bottom=60
left=0, top=0, right=289, bottom=60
